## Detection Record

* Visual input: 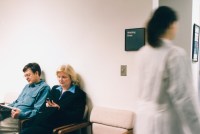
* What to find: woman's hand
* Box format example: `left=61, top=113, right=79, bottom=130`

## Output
left=46, top=100, right=60, bottom=110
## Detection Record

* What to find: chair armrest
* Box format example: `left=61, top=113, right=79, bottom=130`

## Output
left=56, top=121, right=91, bottom=134
left=18, top=119, right=30, bottom=133
left=123, top=129, right=133, bottom=134
left=53, top=124, right=75, bottom=134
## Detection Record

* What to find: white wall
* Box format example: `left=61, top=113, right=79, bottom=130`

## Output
left=0, top=0, right=157, bottom=111
left=1, top=0, right=199, bottom=113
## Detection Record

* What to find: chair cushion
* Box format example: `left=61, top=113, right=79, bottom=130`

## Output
left=92, top=123, right=128, bottom=134
left=90, top=106, right=134, bottom=129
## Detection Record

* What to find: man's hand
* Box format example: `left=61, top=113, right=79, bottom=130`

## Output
left=11, top=108, right=20, bottom=119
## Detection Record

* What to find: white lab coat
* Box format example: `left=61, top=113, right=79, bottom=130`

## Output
left=134, top=39, right=200, bottom=134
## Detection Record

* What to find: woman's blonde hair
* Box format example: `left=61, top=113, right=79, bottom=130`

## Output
left=56, top=64, right=80, bottom=86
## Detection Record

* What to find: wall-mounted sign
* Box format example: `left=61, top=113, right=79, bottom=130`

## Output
left=125, top=28, right=145, bottom=51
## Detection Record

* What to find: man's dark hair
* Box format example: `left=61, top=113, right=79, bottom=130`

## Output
left=147, top=6, right=178, bottom=47
left=23, top=63, right=41, bottom=76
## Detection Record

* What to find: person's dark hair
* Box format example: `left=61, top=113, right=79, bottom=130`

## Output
left=23, top=63, right=41, bottom=76
left=147, top=6, right=178, bottom=47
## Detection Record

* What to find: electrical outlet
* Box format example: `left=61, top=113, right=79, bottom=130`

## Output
left=121, top=65, right=127, bottom=76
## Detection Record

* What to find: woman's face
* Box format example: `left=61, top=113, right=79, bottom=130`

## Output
left=57, top=71, right=72, bottom=89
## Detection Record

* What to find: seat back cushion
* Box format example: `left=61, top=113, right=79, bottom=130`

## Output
left=90, top=106, right=134, bottom=129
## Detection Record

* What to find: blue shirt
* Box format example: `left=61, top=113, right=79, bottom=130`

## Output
left=9, top=80, right=50, bottom=119
left=56, top=85, right=75, bottom=100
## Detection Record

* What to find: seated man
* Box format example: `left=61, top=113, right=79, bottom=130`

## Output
left=0, top=62, right=50, bottom=133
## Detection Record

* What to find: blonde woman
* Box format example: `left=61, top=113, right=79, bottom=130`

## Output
left=21, top=64, right=86, bottom=134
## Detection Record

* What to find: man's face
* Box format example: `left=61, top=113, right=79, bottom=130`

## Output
left=24, top=69, right=39, bottom=84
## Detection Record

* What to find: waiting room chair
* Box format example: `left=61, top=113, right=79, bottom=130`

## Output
left=19, top=105, right=90, bottom=134
left=55, top=106, right=135, bottom=134
left=90, top=106, right=135, bottom=134
left=52, top=105, right=90, bottom=134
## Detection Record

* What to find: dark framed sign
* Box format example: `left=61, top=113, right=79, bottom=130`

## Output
left=192, top=24, right=200, bottom=62
left=125, top=28, right=145, bottom=51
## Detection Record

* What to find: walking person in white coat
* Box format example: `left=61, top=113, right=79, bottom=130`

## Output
left=134, top=6, right=200, bottom=134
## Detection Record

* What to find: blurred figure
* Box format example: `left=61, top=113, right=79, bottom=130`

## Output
left=134, top=6, right=200, bottom=134
left=21, top=64, right=86, bottom=134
